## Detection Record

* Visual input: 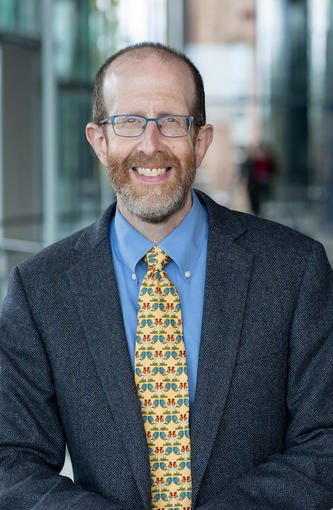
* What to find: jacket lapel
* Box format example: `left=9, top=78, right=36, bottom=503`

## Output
left=67, top=220, right=151, bottom=509
left=190, top=195, right=254, bottom=508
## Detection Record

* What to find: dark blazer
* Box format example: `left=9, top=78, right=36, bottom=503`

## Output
left=1, top=191, right=333, bottom=510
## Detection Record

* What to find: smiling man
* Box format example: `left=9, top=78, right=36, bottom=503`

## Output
left=1, top=42, right=333, bottom=510
left=87, top=46, right=212, bottom=238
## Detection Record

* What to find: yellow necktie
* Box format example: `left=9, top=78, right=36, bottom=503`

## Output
left=134, top=246, right=192, bottom=510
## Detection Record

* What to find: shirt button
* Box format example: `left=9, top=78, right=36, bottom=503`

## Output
left=184, top=271, right=191, bottom=279
left=131, top=273, right=137, bottom=280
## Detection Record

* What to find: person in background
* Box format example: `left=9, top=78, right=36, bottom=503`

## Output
left=0, top=42, right=333, bottom=510
left=247, top=143, right=276, bottom=215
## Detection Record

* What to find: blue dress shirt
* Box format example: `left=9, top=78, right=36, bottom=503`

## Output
left=110, top=190, right=208, bottom=420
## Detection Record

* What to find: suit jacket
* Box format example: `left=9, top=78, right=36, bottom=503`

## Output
left=0, top=190, right=333, bottom=510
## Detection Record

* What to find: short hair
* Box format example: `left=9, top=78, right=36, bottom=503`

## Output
left=92, top=42, right=206, bottom=128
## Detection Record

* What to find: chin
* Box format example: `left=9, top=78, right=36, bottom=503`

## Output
left=119, top=182, right=189, bottom=224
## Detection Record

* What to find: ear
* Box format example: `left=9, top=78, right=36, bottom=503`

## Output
left=86, top=122, right=108, bottom=167
left=195, top=124, right=214, bottom=168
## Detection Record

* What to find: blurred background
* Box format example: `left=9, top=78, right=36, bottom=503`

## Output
left=0, top=0, right=333, bottom=303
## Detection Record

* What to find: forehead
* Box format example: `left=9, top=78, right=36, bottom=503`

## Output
left=102, top=53, right=195, bottom=115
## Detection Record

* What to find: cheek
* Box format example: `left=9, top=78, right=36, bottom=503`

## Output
left=106, top=140, right=133, bottom=162
left=170, top=139, right=196, bottom=159
left=106, top=135, right=122, bottom=153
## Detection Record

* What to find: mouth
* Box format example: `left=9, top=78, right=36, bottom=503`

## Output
left=133, top=166, right=172, bottom=177
left=131, top=166, right=173, bottom=183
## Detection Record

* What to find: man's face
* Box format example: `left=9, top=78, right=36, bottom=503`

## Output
left=100, top=54, right=202, bottom=223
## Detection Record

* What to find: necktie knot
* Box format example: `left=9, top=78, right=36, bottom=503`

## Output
left=144, top=246, right=170, bottom=272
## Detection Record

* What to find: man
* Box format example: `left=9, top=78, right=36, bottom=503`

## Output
left=0, top=42, right=333, bottom=510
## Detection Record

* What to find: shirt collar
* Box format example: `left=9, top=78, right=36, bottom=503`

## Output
left=111, top=207, right=153, bottom=274
left=111, top=189, right=208, bottom=280
left=159, top=190, right=207, bottom=280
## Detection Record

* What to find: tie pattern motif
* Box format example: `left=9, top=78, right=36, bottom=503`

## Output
left=134, top=246, right=192, bottom=510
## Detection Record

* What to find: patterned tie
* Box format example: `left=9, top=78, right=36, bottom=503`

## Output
left=134, top=245, right=192, bottom=510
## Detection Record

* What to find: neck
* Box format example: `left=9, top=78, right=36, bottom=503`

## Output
left=117, top=192, right=193, bottom=244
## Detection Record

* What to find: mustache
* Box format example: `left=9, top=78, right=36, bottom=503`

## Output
left=120, top=152, right=181, bottom=170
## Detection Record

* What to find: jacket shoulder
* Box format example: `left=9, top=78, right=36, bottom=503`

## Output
left=197, top=189, right=315, bottom=251
left=195, top=190, right=322, bottom=277
left=17, top=204, right=115, bottom=281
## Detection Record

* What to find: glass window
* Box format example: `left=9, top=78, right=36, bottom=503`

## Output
left=0, top=0, right=40, bottom=36
left=57, top=87, right=102, bottom=238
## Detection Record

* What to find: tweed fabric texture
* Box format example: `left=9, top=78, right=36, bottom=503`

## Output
left=134, top=246, right=192, bottom=509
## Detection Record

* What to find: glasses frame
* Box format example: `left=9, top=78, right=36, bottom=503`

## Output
left=98, top=114, right=195, bottom=138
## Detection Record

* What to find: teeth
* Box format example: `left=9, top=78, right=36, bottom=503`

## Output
left=135, top=167, right=167, bottom=177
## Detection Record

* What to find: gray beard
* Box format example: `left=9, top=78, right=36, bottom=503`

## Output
left=116, top=179, right=189, bottom=224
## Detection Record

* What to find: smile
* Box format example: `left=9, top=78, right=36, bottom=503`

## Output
left=133, top=167, right=172, bottom=177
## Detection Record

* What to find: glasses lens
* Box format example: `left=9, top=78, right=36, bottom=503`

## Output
left=113, top=116, right=145, bottom=136
left=158, top=116, right=191, bottom=137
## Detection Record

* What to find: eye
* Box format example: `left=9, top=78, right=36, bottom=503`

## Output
left=124, top=116, right=140, bottom=124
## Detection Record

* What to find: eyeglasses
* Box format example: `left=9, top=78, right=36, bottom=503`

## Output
left=98, top=114, right=195, bottom=138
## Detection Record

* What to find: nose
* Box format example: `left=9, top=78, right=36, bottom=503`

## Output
left=137, top=119, right=165, bottom=156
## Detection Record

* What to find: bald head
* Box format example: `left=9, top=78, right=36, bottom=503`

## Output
left=92, top=42, right=206, bottom=128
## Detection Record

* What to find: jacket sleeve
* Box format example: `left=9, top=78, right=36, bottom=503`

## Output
left=196, top=241, right=333, bottom=510
left=0, top=267, right=130, bottom=510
